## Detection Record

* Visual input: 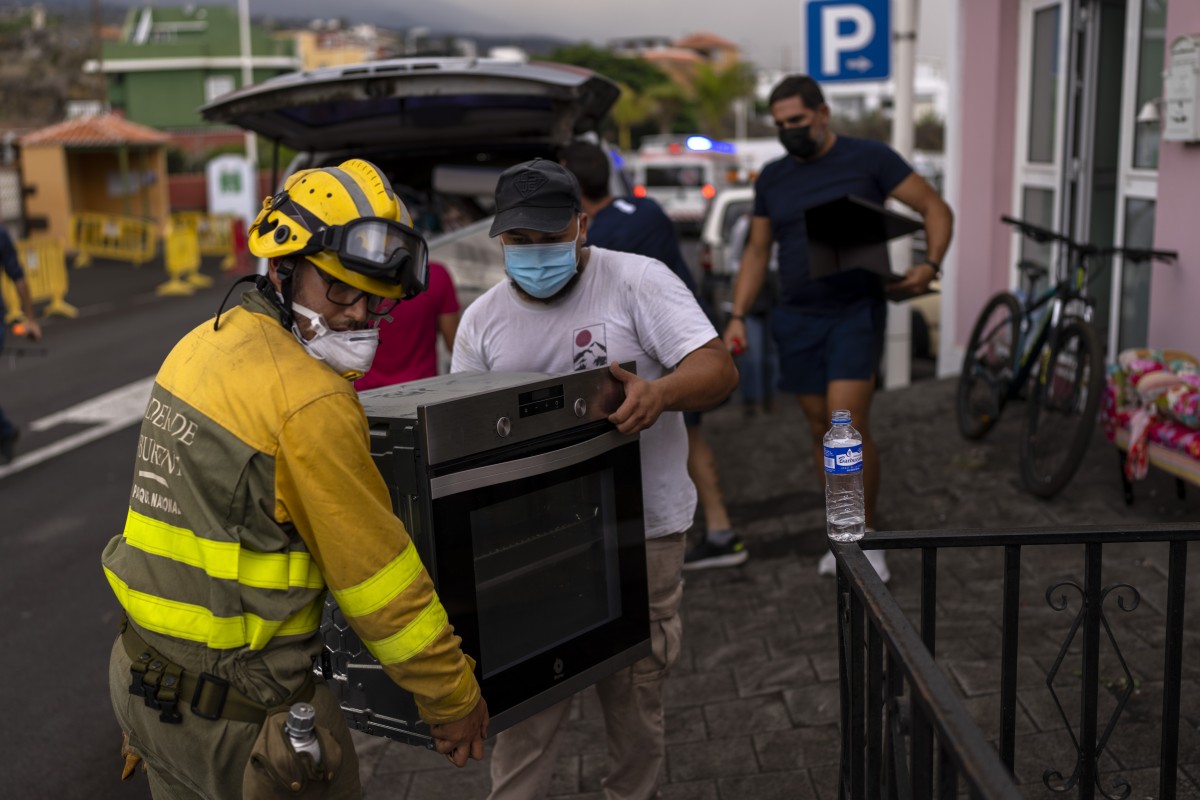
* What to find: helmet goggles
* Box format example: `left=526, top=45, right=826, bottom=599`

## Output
left=296, top=216, right=429, bottom=300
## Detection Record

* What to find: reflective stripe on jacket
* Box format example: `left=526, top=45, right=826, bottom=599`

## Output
left=101, top=289, right=480, bottom=724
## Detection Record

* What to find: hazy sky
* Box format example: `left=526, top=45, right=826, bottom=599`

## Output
left=443, top=0, right=953, bottom=71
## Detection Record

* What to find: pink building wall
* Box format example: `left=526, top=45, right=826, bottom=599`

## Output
left=952, top=0, right=1021, bottom=351
left=1149, top=5, right=1200, bottom=351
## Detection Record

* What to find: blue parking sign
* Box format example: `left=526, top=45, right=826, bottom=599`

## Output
left=804, top=0, right=891, bottom=82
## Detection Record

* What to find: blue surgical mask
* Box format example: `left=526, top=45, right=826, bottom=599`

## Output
left=503, top=231, right=579, bottom=299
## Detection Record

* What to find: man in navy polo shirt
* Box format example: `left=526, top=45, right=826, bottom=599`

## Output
left=724, top=75, right=954, bottom=582
left=561, top=141, right=748, bottom=571
left=561, top=141, right=697, bottom=292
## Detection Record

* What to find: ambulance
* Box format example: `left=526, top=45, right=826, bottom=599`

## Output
left=629, top=135, right=741, bottom=233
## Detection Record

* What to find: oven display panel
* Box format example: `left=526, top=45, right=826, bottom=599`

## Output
left=518, top=385, right=565, bottom=418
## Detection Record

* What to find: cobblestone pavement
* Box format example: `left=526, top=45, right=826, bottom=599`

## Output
left=357, top=377, right=1200, bottom=799
left=34, top=255, right=1199, bottom=797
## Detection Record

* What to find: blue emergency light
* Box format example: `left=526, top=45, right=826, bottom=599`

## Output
left=685, top=135, right=737, bottom=154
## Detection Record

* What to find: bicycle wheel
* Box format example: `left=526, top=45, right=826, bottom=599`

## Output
left=957, top=292, right=1021, bottom=439
left=1020, top=320, right=1105, bottom=497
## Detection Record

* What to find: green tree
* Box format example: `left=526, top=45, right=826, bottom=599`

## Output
left=915, top=111, right=945, bottom=152
left=834, top=109, right=892, bottom=143
left=691, top=62, right=756, bottom=138
left=609, top=84, right=655, bottom=151
left=832, top=110, right=946, bottom=152
left=544, top=44, right=670, bottom=93
left=646, top=81, right=689, bottom=135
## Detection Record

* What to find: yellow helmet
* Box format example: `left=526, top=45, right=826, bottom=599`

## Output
left=247, top=159, right=428, bottom=299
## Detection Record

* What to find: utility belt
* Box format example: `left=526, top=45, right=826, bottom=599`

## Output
left=120, top=618, right=315, bottom=725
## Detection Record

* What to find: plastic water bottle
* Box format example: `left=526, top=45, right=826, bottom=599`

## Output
left=285, top=702, right=322, bottom=764
left=824, top=409, right=866, bottom=543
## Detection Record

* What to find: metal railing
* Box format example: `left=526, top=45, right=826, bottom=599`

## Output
left=835, top=524, right=1196, bottom=799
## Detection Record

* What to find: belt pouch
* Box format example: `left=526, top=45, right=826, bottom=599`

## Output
left=243, top=710, right=343, bottom=799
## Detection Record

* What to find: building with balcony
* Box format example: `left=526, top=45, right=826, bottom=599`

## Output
left=83, top=5, right=299, bottom=159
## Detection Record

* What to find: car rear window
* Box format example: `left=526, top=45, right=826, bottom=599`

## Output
left=721, top=200, right=753, bottom=243
left=644, top=165, right=706, bottom=187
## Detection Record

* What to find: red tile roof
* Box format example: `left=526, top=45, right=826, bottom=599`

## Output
left=20, top=115, right=170, bottom=148
left=643, top=48, right=705, bottom=64
left=675, top=33, right=739, bottom=52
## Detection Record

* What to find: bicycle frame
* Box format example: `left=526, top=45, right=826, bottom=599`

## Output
left=998, top=212, right=1177, bottom=383
left=1005, top=253, right=1095, bottom=402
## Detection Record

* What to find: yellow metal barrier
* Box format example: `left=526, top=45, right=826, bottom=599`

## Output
left=157, top=224, right=213, bottom=296
left=2, top=238, right=78, bottom=323
left=70, top=213, right=157, bottom=268
left=170, top=212, right=237, bottom=270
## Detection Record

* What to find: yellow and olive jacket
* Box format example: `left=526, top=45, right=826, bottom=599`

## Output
left=101, top=288, right=480, bottom=724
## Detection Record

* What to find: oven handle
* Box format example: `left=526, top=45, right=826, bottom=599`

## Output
left=429, top=429, right=636, bottom=499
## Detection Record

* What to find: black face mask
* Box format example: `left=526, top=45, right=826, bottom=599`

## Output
left=779, top=125, right=821, bottom=160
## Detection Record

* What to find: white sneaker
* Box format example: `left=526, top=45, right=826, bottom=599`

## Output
left=865, top=549, right=891, bottom=584
left=817, top=541, right=890, bottom=584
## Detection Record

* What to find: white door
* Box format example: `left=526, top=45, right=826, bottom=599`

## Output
left=1108, top=0, right=1165, bottom=356
left=1012, top=0, right=1071, bottom=288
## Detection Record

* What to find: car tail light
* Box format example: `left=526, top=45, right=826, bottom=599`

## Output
left=633, top=185, right=647, bottom=198
left=702, top=184, right=716, bottom=199
left=699, top=243, right=713, bottom=273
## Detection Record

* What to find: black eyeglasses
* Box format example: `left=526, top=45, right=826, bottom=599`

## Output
left=312, top=266, right=400, bottom=317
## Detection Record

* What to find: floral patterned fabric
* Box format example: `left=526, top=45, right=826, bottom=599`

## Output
left=1102, top=348, right=1200, bottom=481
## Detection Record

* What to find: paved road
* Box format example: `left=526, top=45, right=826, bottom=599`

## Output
left=1, top=262, right=230, bottom=800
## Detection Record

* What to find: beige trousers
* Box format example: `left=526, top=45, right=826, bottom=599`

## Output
left=488, top=532, right=686, bottom=800
left=109, top=637, right=362, bottom=800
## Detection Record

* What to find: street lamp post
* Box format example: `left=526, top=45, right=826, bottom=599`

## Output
left=884, top=0, right=919, bottom=390
left=237, top=0, right=258, bottom=219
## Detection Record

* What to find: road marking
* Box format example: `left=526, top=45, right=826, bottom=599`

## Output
left=0, top=376, right=155, bottom=480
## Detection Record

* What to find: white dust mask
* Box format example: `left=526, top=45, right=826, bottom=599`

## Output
left=289, top=302, right=379, bottom=380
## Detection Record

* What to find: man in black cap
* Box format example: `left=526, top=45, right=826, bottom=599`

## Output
left=453, top=158, right=738, bottom=800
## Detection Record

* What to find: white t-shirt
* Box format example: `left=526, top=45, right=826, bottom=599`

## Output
left=452, top=246, right=717, bottom=538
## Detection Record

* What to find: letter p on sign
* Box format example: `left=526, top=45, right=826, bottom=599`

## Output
left=804, top=0, right=890, bottom=82
left=823, top=6, right=874, bottom=75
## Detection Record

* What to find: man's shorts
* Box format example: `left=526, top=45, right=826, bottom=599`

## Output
left=771, top=300, right=886, bottom=395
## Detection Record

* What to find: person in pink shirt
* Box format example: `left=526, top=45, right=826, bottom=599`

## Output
left=356, top=261, right=461, bottom=390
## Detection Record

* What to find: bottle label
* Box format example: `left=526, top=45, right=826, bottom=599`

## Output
left=824, top=444, right=863, bottom=474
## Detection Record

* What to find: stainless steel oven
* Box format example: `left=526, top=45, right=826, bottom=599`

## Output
left=320, top=366, right=649, bottom=747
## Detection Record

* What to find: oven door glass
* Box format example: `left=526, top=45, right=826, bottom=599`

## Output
left=428, top=426, right=648, bottom=717
left=469, top=467, right=620, bottom=676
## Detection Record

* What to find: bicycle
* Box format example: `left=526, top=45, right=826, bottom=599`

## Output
left=956, top=215, right=1177, bottom=498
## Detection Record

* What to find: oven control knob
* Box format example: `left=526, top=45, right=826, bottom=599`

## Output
left=573, top=398, right=587, bottom=418
left=495, top=417, right=512, bottom=438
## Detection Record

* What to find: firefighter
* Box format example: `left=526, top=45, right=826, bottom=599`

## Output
left=102, top=159, right=488, bottom=798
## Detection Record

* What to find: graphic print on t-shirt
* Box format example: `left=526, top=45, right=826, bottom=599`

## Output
left=572, top=324, right=608, bottom=370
